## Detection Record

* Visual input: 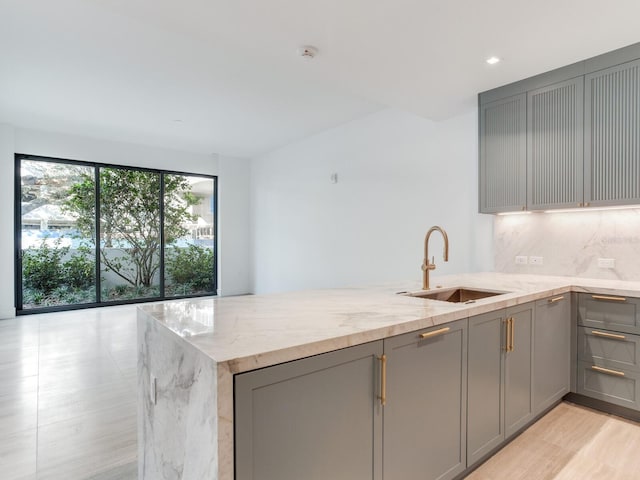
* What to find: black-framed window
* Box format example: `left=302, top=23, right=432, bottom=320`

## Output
left=16, top=154, right=217, bottom=314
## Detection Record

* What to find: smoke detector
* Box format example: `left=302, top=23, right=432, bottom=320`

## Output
left=297, top=45, right=318, bottom=59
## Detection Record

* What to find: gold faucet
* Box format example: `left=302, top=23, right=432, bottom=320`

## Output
left=422, top=226, right=449, bottom=290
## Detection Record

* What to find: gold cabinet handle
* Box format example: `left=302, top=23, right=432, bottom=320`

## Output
left=419, top=327, right=450, bottom=340
left=378, top=354, right=387, bottom=406
left=504, top=317, right=513, bottom=352
left=591, top=365, right=625, bottom=377
left=592, top=294, right=626, bottom=302
left=548, top=296, right=565, bottom=303
left=591, top=330, right=626, bottom=340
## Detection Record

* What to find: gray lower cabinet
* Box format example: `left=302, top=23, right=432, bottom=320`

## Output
left=234, top=341, right=383, bottom=480
left=383, top=319, right=467, bottom=480
left=467, top=309, right=505, bottom=466
left=467, top=302, right=534, bottom=467
left=578, top=293, right=640, bottom=335
left=578, top=326, right=640, bottom=373
left=235, top=320, right=469, bottom=480
left=576, top=360, right=640, bottom=410
left=576, top=292, right=640, bottom=412
left=533, top=294, right=571, bottom=414
left=504, top=303, right=534, bottom=437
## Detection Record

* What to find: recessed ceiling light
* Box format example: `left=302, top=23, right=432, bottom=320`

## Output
left=486, top=56, right=501, bottom=65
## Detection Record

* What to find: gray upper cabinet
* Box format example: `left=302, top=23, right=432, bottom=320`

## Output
left=533, top=295, right=571, bottom=415
left=479, top=42, right=640, bottom=213
left=584, top=59, right=640, bottom=207
left=383, top=320, right=467, bottom=480
left=479, top=94, right=527, bottom=213
left=234, top=341, right=383, bottom=480
left=527, top=78, right=584, bottom=210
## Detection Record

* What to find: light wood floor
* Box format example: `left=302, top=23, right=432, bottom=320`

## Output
left=2, top=306, right=640, bottom=479
left=0, top=305, right=138, bottom=480
left=467, top=402, right=640, bottom=480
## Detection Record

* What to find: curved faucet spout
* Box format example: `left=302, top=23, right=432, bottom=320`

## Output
left=422, top=226, right=449, bottom=290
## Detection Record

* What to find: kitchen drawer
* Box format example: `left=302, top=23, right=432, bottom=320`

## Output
left=578, top=327, right=640, bottom=373
left=576, top=360, right=639, bottom=411
left=577, top=293, right=640, bottom=335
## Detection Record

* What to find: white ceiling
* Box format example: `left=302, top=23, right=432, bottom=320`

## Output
left=1, top=0, right=639, bottom=158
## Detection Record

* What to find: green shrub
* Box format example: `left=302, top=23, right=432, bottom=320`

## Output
left=166, top=244, right=214, bottom=292
left=63, top=245, right=95, bottom=289
left=22, top=239, right=69, bottom=294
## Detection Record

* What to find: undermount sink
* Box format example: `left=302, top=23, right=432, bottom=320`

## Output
left=407, top=287, right=509, bottom=304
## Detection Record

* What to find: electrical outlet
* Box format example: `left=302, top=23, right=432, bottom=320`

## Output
left=529, top=256, right=544, bottom=265
left=515, top=256, right=528, bottom=265
left=598, top=258, right=616, bottom=269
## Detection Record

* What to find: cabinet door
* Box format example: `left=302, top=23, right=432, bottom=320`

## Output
left=585, top=59, right=640, bottom=207
left=467, top=310, right=505, bottom=466
left=533, top=295, right=570, bottom=415
left=527, top=77, right=584, bottom=210
left=504, top=303, right=534, bottom=438
left=383, top=320, right=467, bottom=480
left=235, top=341, right=383, bottom=480
left=479, top=94, right=527, bottom=213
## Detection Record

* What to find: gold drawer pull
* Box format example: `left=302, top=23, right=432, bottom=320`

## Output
left=419, top=327, right=450, bottom=340
left=591, top=365, right=625, bottom=377
left=378, top=354, right=387, bottom=406
left=591, top=330, right=626, bottom=340
left=592, top=294, right=627, bottom=302
left=548, top=296, right=565, bottom=303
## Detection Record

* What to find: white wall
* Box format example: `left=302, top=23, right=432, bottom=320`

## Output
left=0, top=124, right=16, bottom=319
left=250, top=108, right=494, bottom=294
left=0, top=126, right=251, bottom=318
left=218, top=155, right=251, bottom=296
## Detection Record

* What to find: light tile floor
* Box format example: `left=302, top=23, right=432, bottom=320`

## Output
left=2, top=306, right=640, bottom=480
left=0, top=305, right=138, bottom=480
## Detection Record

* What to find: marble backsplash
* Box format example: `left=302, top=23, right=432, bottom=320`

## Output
left=494, top=208, right=640, bottom=281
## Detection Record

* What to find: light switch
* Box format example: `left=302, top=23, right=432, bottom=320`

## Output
left=515, top=256, right=528, bottom=265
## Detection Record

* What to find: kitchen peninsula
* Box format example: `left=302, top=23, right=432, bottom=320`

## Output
left=137, top=272, right=640, bottom=480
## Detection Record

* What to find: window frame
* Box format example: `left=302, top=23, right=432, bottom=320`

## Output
left=15, top=153, right=218, bottom=314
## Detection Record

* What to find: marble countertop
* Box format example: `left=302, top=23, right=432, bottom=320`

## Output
left=138, top=272, right=640, bottom=374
